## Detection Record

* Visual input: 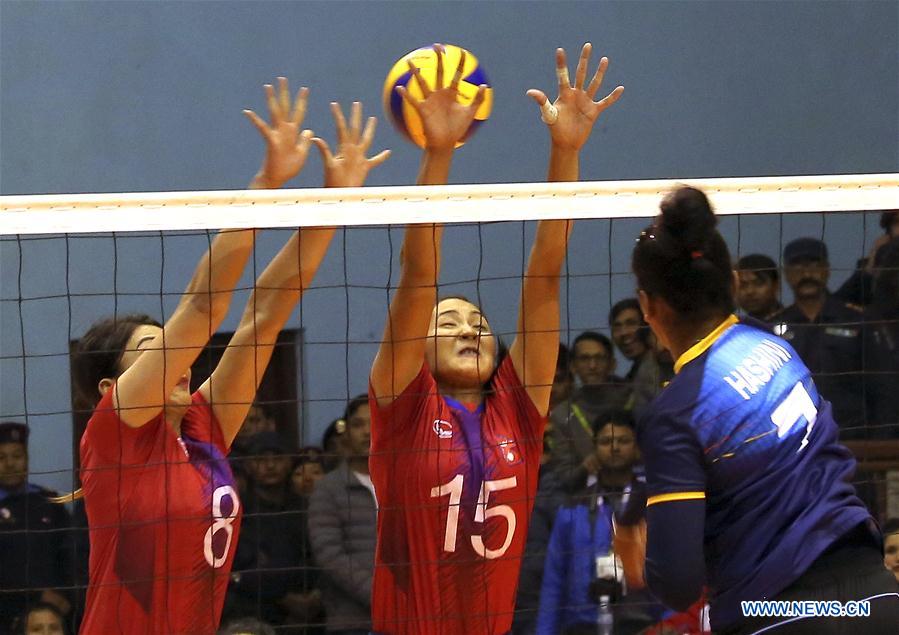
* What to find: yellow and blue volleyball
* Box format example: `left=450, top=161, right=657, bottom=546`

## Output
left=382, top=44, right=493, bottom=148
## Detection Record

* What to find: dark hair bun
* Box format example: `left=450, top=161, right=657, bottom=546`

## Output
left=659, top=186, right=717, bottom=252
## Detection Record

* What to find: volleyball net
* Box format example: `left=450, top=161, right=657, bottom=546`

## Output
left=1, top=173, right=897, bottom=632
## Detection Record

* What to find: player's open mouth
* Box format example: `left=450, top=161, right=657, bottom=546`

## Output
left=459, top=347, right=479, bottom=357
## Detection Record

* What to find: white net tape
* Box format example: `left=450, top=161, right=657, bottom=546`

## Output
left=3, top=173, right=897, bottom=235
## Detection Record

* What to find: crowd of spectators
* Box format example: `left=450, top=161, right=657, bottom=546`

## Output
left=1, top=212, right=897, bottom=634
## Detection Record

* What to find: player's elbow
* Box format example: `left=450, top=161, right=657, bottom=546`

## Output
left=646, top=564, right=702, bottom=612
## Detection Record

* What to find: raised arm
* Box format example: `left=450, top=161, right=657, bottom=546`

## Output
left=204, top=84, right=391, bottom=444
left=112, top=228, right=254, bottom=427
left=510, top=43, right=624, bottom=414
left=370, top=45, right=486, bottom=405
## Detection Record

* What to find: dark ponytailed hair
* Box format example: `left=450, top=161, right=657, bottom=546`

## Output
left=71, top=313, right=162, bottom=411
left=632, top=187, right=735, bottom=321
left=55, top=313, right=161, bottom=504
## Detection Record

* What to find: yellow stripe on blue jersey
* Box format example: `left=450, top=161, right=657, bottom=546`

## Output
left=646, top=491, right=706, bottom=506
left=673, top=314, right=739, bottom=374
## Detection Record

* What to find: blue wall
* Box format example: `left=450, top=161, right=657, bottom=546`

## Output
left=1, top=1, right=897, bottom=493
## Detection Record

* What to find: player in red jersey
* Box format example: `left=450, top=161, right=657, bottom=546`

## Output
left=369, top=44, right=623, bottom=634
left=69, top=79, right=390, bottom=635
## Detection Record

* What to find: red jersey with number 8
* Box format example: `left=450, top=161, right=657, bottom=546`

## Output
left=369, top=357, right=545, bottom=635
left=79, top=389, right=241, bottom=634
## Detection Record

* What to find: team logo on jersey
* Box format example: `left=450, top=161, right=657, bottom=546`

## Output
left=498, top=438, right=522, bottom=465
left=433, top=419, right=453, bottom=439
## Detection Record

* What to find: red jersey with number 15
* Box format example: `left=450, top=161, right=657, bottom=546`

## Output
left=79, top=389, right=241, bottom=635
left=369, top=356, right=545, bottom=635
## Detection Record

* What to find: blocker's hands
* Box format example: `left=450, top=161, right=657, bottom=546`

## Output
left=527, top=43, right=624, bottom=151
left=312, top=101, right=391, bottom=188
left=397, top=43, right=487, bottom=151
left=245, top=77, right=313, bottom=188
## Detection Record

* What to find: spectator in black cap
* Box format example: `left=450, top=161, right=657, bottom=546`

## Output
left=772, top=238, right=865, bottom=438
left=836, top=210, right=899, bottom=306
left=735, top=254, right=782, bottom=321
left=0, top=423, right=74, bottom=634
left=224, top=431, right=323, bottom=633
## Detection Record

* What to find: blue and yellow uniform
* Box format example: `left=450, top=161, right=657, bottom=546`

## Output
left=637, top=315, right=872, bottom=630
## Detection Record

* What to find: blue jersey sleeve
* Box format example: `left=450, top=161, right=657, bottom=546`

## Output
left=639, top=408, right=707, bottom=506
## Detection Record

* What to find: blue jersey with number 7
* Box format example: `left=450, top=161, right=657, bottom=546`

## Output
left=637, top=314, right=871, bottom=628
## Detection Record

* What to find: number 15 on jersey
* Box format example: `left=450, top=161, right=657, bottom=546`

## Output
left=430, top=474, right=518, bottom=559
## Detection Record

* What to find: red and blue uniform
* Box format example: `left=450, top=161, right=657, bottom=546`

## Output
left=80, top=389, right=241, bottom=634
left=369, top=356, right=545, bottom=635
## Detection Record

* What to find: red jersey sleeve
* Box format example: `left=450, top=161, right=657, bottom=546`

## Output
left=179, top=391, right=229, bottom=456
left=369, top=362, right=437, bottom=451
left=488, top=355, right=546, bottom=443
left=81, top=386, right=161, bottom=468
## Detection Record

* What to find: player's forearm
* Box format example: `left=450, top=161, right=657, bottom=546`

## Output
left=399, top=223, right=443, bottom=285
left=181, top=228, right=256, bottom=323
left=547, top=145, right=579, bottom=182
left=417, top=147, right=454, bottom=185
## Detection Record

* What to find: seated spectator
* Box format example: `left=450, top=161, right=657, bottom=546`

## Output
left=218, top=616, right=276, bottom=635
left=550, top=332, right=634, bottom=489
left=233, top=402, right=278, bottom=454
left=230, top=402, right=280, bottom=496
left=224, top=431, right=323, bottom=633
left=0, top=423, right=73, bottom=635
left=862, top=237, right=899, bottom=438
left=735, top=253, right=782, bottom=321
left=549, top=343, right=574, bottom=412
left=13, top=602, right=68, bottom=635
left=836, top=210, right=899, bottom=306
left=320, top=418, right=346, bottom=473
left=536, top=409, right=663, bottom=634
left=609, top=299, right=674, bottom=410
left=291, top=447, right=325, bottom=499
left=883, top=518, right=899, bottom=583
left=772, top=238, right=865, bottom=437
left=308, top=395, right=376, bottom=635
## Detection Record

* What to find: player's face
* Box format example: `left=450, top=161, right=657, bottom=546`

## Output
left=884, top=532, right=899, bottom=582
left=117, top=324, right=192, bottom=412
left=344, top=403, right=372, bottom=459
left=291, top=462, right=324, bottom=496
left=426, top=298, right=497, bottom=390
left=0, top=442, right=28, bottom=490
left=784, top=258, right=829, bottom=300
left=737, top=271, right=779, bottom=317
left=25, top=609, right=64, bottom=635
left=611, top=308, right=647, bottom=360
left=594, top=423, right=638, bottom=471
left=571, top=340, right=614, bottom=386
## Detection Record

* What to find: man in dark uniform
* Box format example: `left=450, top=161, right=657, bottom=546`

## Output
left=0, top=422, right=73, bottom=634
left=772, top=239, right=866, bottom=438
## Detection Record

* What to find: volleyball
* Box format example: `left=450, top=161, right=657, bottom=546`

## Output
left=383, top=44, right=493, bottom=148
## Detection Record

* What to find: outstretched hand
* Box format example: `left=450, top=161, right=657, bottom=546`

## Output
left=397, top=44, right=487, bottom=152
left=527, top=43, right=624, bottom=151
left=245, top=77, right=313, bottom=189
left=312, top=101, right=391, bottom=188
